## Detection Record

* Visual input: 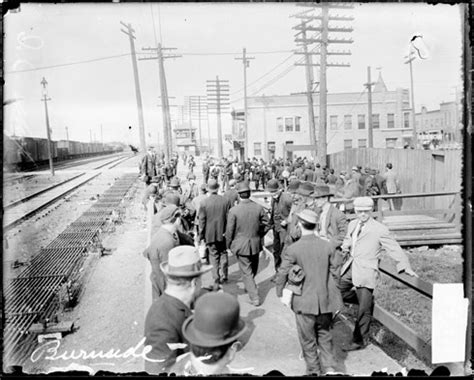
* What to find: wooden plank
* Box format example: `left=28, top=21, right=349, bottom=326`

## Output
left=381, top=209, right=454, bottom=217
left=391, top=233, right=462, bottom=241
left=398, top=238, right=462, bottom=246
left=29, top=321, right=75, bottom=334
left=387, top=223, right=455, bottom=230
left=373, top=304, right=431, bottom=362
left=379, top=261, right=433, bottom=298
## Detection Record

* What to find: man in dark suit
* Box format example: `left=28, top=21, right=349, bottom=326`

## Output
left=266, top=179, right=293, bottom=273
left=223, top=179, right=239, bottom=208
left=140, top=146, right=158, bottom=185
left=144, top=246, right=212, bottom=374
left=275, top=209, right=339, bottom=375
left=199, top=179, right=232, bottom=289
left=226, top=182, right=270, bottom=306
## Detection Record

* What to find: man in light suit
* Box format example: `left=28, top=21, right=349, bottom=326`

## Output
left=383, top=163, right=401, bottom=210
left=338, top=196, right=417, bottom=351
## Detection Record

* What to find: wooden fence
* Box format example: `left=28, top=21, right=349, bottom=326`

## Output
left=327, top=148, right=463, bottom=210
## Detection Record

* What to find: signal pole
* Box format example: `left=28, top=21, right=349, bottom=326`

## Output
left=235, top=48, right=255, bottom=160
left=40, top=77, right=54, bottom=176
left=364, top=66, right=376, bottom=148
left=120, top=21, right=146, bottom=153
left=207, top=77, right=230, bottom=158
left=293, top=3, right=353, bottom=165
left=140, top=44, right=181, bottom=161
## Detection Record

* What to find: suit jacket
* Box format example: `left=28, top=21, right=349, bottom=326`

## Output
left=270, top=191, right=293, bottom=232
left=144, top=294, right=192, bottom=374
left=143, top=228, right=179, bottom=296
left=276, top=234, right=339, bottom=315
left=383, top=169, right=400, bottom=193
left=223, top=189, right=240, bottom=207
left=340, top=217, right=412, bottom=289
left=140, top=153, right=158, bottom=178
left=199, top=193, right=231, bottom=243
left=225, top=199, right=270, bottom=256
left=321, top=205, right=348, bottom=251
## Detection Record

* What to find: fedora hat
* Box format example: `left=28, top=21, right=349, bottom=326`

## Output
left=297, top=182, right=314, bottom=197
left=207, top=179, right=219, bottom=192
left=311, top=184, right=333, bottom=198
left=296, top=209, right=318, bottom=225
left=236, top=182, right=250, bottom=193
left=182, top=293, right=247, bottom=347
left=266, top=179, right=280, bottom=193
left=160, top=246, right=212, bottom=278
left=169, top=177, right=180, bottom=188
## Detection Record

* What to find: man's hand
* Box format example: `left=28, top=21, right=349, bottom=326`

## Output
left=402, top=268, right=418, bottom=277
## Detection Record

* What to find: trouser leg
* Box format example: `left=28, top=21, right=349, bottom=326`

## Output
left=237, top=254, right=259, bottom=301
left=272, top=228, right=283, bottom=271
left=338, top=266, right=359, bottom=305
left=353, top=287, right=374, bottom=344
left=295, top=313, right=322, bottom=375
left=207, top=243, right=221, bottom=283
left=219, top=241, right=228, bottom=280
left=315, top=313, right=337, bottom=372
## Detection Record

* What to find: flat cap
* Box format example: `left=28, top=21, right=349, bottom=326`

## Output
left=353, top=196, right=374, bottom=210
left=296, top=209, right=318, bottom=225
left=159, top=204, right=181, bottom=223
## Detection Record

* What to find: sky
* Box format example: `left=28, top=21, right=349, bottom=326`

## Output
left=4, top=2, right=464, bottom=146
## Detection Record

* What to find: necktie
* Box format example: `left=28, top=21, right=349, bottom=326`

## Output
left=350, top=222, right=364, bottom=257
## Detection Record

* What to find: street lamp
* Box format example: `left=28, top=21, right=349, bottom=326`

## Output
left=41, top=77, right=55, bottom=176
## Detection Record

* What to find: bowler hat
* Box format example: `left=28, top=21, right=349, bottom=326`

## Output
left=296, top=209, right=318, bottom=225
left=266, top=179, right=280, bottom=193
left=169, top=177, right=180, bottom=188
left=287, top=180, right=301, bottom=193
left=236, top=182, right=250, bottom=193
left=286, top=265, right=305, bottom=296
left=311, top=185, right=333, bottom=198
left=182, top=293, right=247, bottom=347
left=159, top=204, right=181, bottom=223
left=160, top=246, right=212, bottom=278
left=297, top=182, right=314, bottom=197
left=207, top=179, right=219, bottom=192
left=353, top=196, right=374, bottom=211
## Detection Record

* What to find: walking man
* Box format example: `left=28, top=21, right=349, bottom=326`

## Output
left=275, top=209, right=339, bottom=375
left=140, top=145, right=158, bottom=185
left=226, top=182, right=270, bottom=306
left=339, top=196, right=417, bottom=351
left=199, top=179, right=232, bottom=289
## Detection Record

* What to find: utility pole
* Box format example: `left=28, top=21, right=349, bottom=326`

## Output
left=254, top=95, right=274, bottom=161
left=190, top=95, right=208, bottom=154
left=293, top=3, right=353, bottom=165
left=235, top=48, right=255, bottom=160
left=101, top=124, right=104, bottom=150
left=364, top=66, right=376, bottom=148
left=207, top=77, right=230, bottom=158
left=40, top=77, right=54, bottom=176
left=65, top=126, right=69, bottom=144
left=120, top=21, right=146, bottom=153
left=140, top=44, right=181, bottom=161
left=405, top=51, right=418, bottom=148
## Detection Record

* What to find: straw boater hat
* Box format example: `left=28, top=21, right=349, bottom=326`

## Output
left=160, top=246, right=212, bottom=278
left=182, top=292, right=247, bottom=347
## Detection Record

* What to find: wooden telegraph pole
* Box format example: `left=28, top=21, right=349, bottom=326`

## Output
left=139, top=44, right=181, bottom=161
left=293, top=3, right=353, bottom=166
left=364, top=66, right=376, bottom=148
left=40, top=77, right=54, bottom=176
left=235, top=48, right=255, bottom=160
left=190, top=95, right=208, bottom=154
left=207, top=77, right=230, bottom=158
left=120, top=22, right=146, bottom=153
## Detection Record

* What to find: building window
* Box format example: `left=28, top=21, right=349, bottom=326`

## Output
left=330, top=115, right=338, bottom=130
left=277, top=117, right=283, bottom=132
left=344, top=139, right=352, bottom=150
left=387, top=113, right=395, bottom=128
left=254, top=142, right=262, bottom=156
left=358, top=139, right=367, bottom=148
left=267, top=141, right=275, bottom=152
left=386, top=138, right=397, bottom=148
left=372, top=114, right=380, bottom=129
left=343, top=115, right=352, bottom=130
left=358, top=114, right=366, bottom=129
left=295, top=116, right=301, bottom=132
left=404, top=112, right=410, bottom=128
left=285, top=117, right=294, bottom=132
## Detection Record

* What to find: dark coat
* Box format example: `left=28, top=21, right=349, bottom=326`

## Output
left=199, top=193, right=231, bottom=244
left=270, top=191, right=293, bottom=232
left=276, top=234, right=340, bottom=315
left=140, top=153, right=158, bottom=179
left=223, top=189, right=240, bottom=208
left=144, top=294, right=192, bottom=374
left=225, top=199, right=270, bottom=256
left=322, top=205, right=348, bottom=250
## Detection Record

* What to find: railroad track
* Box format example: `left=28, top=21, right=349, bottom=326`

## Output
left=3, top=173, right=139, bottom=368
left=3, top=154, right=133, bottom=232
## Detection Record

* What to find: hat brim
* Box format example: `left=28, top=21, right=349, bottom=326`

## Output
left=310, top=192, right=333, bottom=198
left=297, top=190, right=313, bottom=196
left=182, top=315, right=247, bottom=348
left=354, top=207, right=372, bottom=211
left=160, top=263, right=213, bottom=278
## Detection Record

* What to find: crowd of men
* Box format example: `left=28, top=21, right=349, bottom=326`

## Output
left=138, top=148, right=416, bottom=376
